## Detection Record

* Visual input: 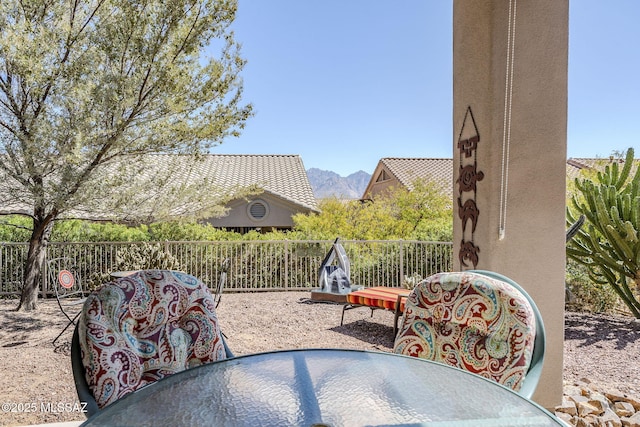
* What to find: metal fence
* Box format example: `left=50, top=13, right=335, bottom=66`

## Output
left=0, top=240, right=453, bottom=296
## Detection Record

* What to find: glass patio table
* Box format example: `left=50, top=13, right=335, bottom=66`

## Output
left=81, top=348, right=563, bottom=427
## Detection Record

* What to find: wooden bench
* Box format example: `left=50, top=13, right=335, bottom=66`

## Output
left=340, top=286, right=411, bottom=334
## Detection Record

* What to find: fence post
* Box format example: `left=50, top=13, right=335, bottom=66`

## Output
left=399, top=240, right=404, bottom=286
left=284, top=240, right=289, bottom=290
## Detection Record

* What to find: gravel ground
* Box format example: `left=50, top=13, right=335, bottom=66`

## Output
left=1, top=292, right=639, bottom=426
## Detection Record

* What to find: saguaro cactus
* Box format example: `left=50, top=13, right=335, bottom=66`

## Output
left=567, top=148, right=640, bottom=318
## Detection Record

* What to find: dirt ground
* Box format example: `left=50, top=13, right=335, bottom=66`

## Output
left=1, top=292, right=639, bottom=426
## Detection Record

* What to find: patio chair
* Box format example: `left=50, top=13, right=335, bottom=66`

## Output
left=71, top=269, right=234, bottom=416
left=48, top=257, right=86, bottom=345
left=393, top=270, right=545, bottom=398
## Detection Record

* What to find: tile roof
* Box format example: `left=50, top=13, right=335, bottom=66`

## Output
left=153, top=154, right=319, bottom=211
left=376, top=157, right=640, bottom=196
left=0, top=154, right=318, bottom=219
left=380, top=158, right=453, bottom=193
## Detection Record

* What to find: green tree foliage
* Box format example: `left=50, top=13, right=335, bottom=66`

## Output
left=292, top=178, right=452, bottom=241
left=51, top=220, right=150, bottom=242
left=148, top=221, right=242, bottom=241
left=567, top=148, right=640, bottom=317
left=0, top=0, right=252, bottom=310
left=0, top=215, right=32, bottom=242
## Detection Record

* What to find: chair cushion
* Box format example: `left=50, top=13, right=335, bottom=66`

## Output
left=79, top=270, right=227, bottom=409
left=393, top=272, right=536, bottom=391
left=346, top=287, right=409, bottom=311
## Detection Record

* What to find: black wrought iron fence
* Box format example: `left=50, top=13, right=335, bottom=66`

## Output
left=0, top=240, right=453, bottom=296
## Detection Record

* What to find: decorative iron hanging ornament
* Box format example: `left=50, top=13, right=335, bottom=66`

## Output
left=459, top=240, right=480, bottom=269
left=457, top=164, right=485, bottom=193
left=457, top=198, right=480, bottom=234
left=456, top=106, right=483, bottom=269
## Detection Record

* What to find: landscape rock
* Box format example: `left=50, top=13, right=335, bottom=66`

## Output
left=615, top=402, right=636, bottom=418
left=628, top=411, right=640, bottom=426
left=579, top=401, right=604, bottom=417
left=600, top=408, right=622, bottom=427
left=558, top=381, right=640, bottom=427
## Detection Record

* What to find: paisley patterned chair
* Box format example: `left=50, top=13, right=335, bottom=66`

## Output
left=393, top=270, right=545, bottom=398
left=71, top=270, right=233, bottom=416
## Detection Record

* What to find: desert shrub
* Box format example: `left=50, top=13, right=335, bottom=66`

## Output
left=402, top=272, right=423, bottom=290
left=87, top=243, right=182, bottom=290
left=565, top=258, right=622, bottom=314
left=148, top=221, right=243, bottom=241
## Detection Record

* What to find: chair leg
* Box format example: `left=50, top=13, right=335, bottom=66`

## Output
left=340, top=305, right=349, bottom=326
left=53, top=311, right=81, bottom=345
left=56, top=297, right=75, bottom=324
left=393, top=294, right=405, bottom=335
left=340, top=304, right=361, bottom=325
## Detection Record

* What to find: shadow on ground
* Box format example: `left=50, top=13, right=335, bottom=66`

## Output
left=0, top=309, right=50, bottom=335
left=329, top=320, right=395, bottom=350
left=0, top=300, right=70, bottom=347
left=564, top=311, right=640, bottom=350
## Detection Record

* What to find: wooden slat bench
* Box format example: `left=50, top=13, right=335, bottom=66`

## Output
left=340, top=286, right=411, bottom=334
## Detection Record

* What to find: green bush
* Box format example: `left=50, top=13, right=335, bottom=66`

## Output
left=565, top=258, right=621, bottom=313
left=148, top=222, right=243, bottom=241
left=51, top=220, right=151, bottom=242
left=88, top=243, right=183, bottom=290
left=292, top=179, right=453, bottom=241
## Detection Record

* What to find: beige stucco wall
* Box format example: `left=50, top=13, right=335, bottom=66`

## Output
left=363, top=165, right=403, bottom=199
left=209, top=194, right=311, bottom=229
left=453, top=0, right=568, bottom=408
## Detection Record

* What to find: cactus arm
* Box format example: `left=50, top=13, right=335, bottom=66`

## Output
left=615, top=147, right=634, bottom=190
left=610, top=162, right=619, bottom=187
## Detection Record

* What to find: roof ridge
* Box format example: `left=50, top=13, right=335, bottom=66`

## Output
left=381, top=157, right=452, bottom=161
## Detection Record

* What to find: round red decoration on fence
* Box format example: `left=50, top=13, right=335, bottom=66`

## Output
left=58, top=270, right=75, bottom=289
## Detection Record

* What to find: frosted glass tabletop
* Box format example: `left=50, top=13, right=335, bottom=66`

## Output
left=81, top=349, right=563, bottom=427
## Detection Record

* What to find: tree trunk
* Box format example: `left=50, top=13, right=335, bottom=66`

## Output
left=16, top=219, right=54, bottom=312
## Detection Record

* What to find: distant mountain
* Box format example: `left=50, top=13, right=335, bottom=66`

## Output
left=307, top=168, right=371, bottom=199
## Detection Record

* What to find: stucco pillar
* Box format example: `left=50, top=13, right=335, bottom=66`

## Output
left=453, top=0, right=568, bottom=408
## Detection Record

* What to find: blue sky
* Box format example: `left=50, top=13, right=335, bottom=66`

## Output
left=210, top=1, right=639, bottom=177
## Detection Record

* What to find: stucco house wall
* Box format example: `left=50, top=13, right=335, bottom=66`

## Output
left=208, top=192, right=309, bottom=232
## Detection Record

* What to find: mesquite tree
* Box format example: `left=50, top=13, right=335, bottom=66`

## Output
left=567, top=148, right=640, bottom=318
left=0, top=0, right=252, bottom=311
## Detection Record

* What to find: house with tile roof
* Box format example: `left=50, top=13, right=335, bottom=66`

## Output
left=0, top=154, right=319, bottom=233
left=362, top=158, right=453, bottom=200
left=200, top=154, right=319, bottom=233
left=363, top=156, right=640, bottom=200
